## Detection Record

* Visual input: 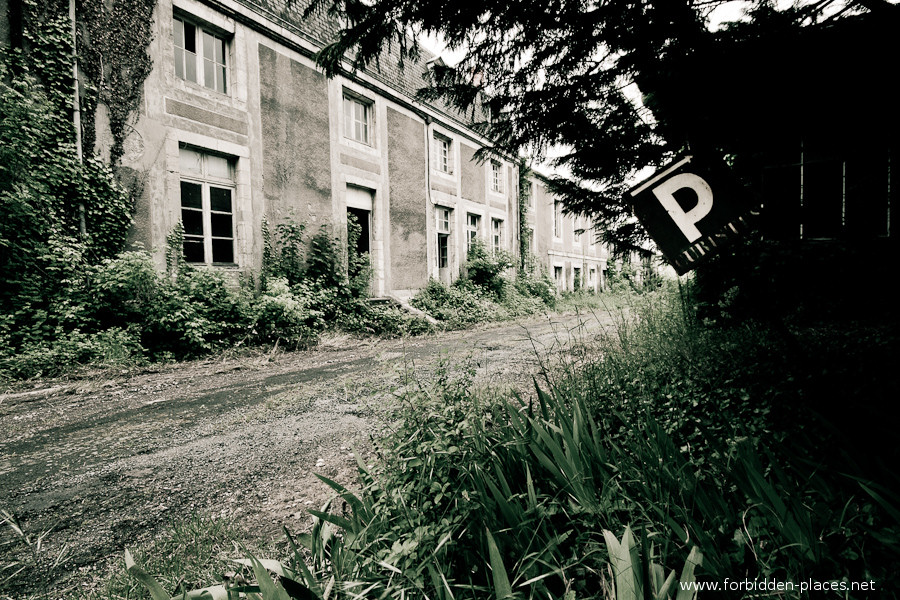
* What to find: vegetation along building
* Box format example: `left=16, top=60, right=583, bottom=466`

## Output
left=0, top=0, right=609, bottom=297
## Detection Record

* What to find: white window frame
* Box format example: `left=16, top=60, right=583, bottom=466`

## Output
left=437, top=207, right=451, bottom=234
left=343, top=92, right=373, bottom=145
left=466, top=212, right=481, bottom=253
left=434, top=133, right=453, bottom=175
left=174, top=15, right=228, bottom=94
left=179, top=147, right=236, bottom=265
left=437, top=233, right=450, bottom=269
left=490, top=160, right=504, bottom=194
left=491, top=218, right=504, bottom=252
left=553, top=200, right=563, bottom=240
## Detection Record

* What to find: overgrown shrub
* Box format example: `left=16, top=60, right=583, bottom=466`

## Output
left=515, top=257, right=557, bottom=308
left=411, top=279, right=500, bottom=327
left=261, top=217, right=306, bottom=288
left=463, top=240, right=513, bottom=300
left=252, top=278, right=321, bottom=349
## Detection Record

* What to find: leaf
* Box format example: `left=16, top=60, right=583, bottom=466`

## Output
left=308, top=509, right=353, bottom=532
left=603, top=528, right=639, bottom=600
left=248, top=555, right=293, bottom=600
left=124, top=549, right=170, bottom=600
left=674, top=546, right=703, bottom=600
left=234, top=557, right=319, bottom=600
left=232, top=558, right=298, bottom=581
left=485, top=528, right=513, bottom=600
left=179, top=585, right=230, bottom=599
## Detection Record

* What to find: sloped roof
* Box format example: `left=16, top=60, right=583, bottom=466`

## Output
left=233, top=0, right=484, bottom=132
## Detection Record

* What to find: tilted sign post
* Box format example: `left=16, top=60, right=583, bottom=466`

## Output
left=627, top=155, right=762, bottom=275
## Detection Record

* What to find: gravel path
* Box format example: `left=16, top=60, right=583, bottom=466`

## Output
left=0, top=310, right=611, bottom=597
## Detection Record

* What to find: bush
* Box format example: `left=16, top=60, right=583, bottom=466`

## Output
left=252, top=278, right=321, bottom=349
left=463, top=240, right=513, bottom=300
left=0, top=327, right=144, bottom=381
left=411, top=279, right=500, bottom=327
left=514, top=264, right=557, bottom=308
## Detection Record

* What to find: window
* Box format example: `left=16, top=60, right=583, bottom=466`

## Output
left=553, top=266, right=564, bottom=289
left=437, top=207, right=451, bottom=234
left=491, top=160, right=504, bottom=193
left=589, top=268, right=596, bottom=285
left=553, top=201, right=562, bottom=239
left=574, top=219, right=583, bottom=243
left=434, top=133, right=453, bottom=174
left=174, top=16, right=227, bottom=93
left=438, top=234, right=449, bottom=268
left=179, top=147, right=235, bottom=264
left=573, top=267, right=582, bottom=291
left=343, top=93, right=372, bottom=145
left=437, top=207, right=451, bottom=269
left=491, top=218, right=503, bottom=252
left=466, top=213, right=481, bottom=253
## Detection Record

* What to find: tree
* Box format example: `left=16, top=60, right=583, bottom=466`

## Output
left=306, top=0, right=899, bottom=250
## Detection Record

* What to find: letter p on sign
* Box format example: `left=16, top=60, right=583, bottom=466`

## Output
left=627, top=154, right=760, bottom=275
left=651, top=173, right=714, bottom=243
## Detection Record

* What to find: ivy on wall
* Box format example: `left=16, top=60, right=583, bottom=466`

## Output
left=517, top=158, right=533, bottom=273
left=77, top=0, right=156, bottom=165
left=1, top=0, right=139, bottom=349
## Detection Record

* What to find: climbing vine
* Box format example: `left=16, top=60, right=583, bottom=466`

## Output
left=517, top=158, right=533, bottom=272
left=1, top=0, right=134, bottom=351
left=77, top=0, right=156, bottom=165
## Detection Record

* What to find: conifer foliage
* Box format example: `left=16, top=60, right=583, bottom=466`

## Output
left=307, top=0, right=898, bottom=248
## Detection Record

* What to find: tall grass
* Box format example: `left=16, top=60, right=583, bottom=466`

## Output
left=114, top=285, right=899, bottom=599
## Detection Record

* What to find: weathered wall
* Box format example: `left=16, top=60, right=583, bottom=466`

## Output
left=258, top=43, right=332, bottom=225
left=459, top=143, right=484, bottom=202
left=387, top=107, right=427, bottom=292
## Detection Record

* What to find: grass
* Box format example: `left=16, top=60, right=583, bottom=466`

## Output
left=1, top=514, right=279, bottom=600
left=6, top=283, right=899, bottom=599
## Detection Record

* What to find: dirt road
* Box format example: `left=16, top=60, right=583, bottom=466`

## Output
left=0, top=310, right=609, bottom=596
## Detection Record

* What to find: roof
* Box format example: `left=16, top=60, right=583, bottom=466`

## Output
left=232, top=0, right=484, bottom=131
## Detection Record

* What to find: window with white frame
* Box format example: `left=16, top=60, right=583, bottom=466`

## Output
left=490, top=160, right=504, bottom=193
left=466, top=213, right=480, bottom=253
left=553, top=200, right=562, bottom=239
left=438, top=235, right=449, bottom=268
left=174, top=16, right=227, bottom=93
left=434, top=133, right=453, bottom=174
left=179, top=146, right=235, bottom=264
left=437, top=207, right=451, bottom=234
left=343, top=93, right=373, bottom=145
left=437, top=207, right=451, bottom=269
left=491, top=218, right=503, bottom=252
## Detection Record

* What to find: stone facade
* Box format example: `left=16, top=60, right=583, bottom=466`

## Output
left=527, top=175, right=608, bottom=293
left=3, top=0, right=609, bottom=297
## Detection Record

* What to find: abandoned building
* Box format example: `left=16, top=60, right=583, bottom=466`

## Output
left=3, top=0, right=608, bottom=297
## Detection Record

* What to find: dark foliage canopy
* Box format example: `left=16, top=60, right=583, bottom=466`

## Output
left=307, top=0, right=899, bottom=249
